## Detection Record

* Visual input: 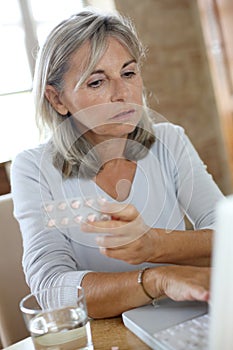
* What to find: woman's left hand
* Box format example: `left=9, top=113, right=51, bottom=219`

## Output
left=156, top=265, right=211, bottom=302
left=81, top=201, right=156, bottom=264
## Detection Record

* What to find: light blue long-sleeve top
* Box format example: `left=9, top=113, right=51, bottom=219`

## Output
left=11, top=123, right=223, bottom=301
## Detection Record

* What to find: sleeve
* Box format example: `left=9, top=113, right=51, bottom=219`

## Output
left=166, top=124, right=224, bottom=230
left=10, top=149, right=92, bottom=298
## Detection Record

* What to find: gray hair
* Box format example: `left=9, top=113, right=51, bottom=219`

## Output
left=33, top=8, right=155, bottom=178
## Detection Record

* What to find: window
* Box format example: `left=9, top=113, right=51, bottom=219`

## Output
left=0, top=0, right=85, bottom=163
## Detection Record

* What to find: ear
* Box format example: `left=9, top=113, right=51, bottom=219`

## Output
left=45, top=85, right=69, bottom=116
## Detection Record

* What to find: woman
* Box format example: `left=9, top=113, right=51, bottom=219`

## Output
left=11, top=9, right=223, bottom=318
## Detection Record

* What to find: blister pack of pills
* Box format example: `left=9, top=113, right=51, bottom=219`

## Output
left=42, top=196, right=111, bottom=229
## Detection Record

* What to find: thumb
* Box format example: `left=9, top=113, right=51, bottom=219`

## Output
left=100, top=202, right=139, bottom=221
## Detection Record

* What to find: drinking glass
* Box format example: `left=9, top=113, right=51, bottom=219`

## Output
left=19, top=285, right=93, bottom=350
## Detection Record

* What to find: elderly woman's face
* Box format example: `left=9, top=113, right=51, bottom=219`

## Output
left=48, top=36, right=144, bottom=139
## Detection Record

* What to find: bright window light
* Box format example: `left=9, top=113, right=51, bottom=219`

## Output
left=30, top=0, right=85, bottom=45
left=0, top=27, right=32, bottom=94
left=0, top=0, right=84, bottom=163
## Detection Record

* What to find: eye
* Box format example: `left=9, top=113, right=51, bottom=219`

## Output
left=87, top=79, right=103, bottom=88
left=122, top=71, right=136, bottom=78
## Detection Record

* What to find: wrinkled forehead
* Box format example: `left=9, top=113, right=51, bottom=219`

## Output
left=68, top=35, right=136, bottom=90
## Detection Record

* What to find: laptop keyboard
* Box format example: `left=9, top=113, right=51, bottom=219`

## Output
left=153, top=313, right=209, bottom=350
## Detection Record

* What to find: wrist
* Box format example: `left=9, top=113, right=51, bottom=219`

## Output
left=142, top=267, right=166, bottom=299
left=137, top=268, right=155, bottom=300
left=147, top=228, right=165, bottom=262
left=153, top=266, right=176, bottom=298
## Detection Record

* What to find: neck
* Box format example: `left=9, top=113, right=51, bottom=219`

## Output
left=86, top=134, right=128, bottom=163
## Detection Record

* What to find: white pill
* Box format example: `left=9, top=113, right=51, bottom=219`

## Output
left=71, top=200, right=80, bottom=209
left=74, top=215, right=83, bottom=223
left=58, top=202, right=67, bottom=210
left=100, top=214, right=111, bottom=221
left=60, top=217, right=69, bottom=225
left=44, top=204, right=54, bottom=212
left=86, top=213, right=98, bottom=222
left=47, top=219, right=56, bottom=227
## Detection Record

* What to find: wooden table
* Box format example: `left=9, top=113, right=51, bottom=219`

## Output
left=4, top=316, right=151, bottom=350
left=91, top=316, right=151, bottom=350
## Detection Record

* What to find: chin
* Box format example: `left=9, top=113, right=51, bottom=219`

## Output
left=93, top=122, right=137, bottom=137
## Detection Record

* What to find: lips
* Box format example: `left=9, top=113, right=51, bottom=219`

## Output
left=110, top=109, right=136, bottom=120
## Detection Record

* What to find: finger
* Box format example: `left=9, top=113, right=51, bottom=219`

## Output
left=99, top=247, right=140, bottom=264
left=189, top=288, right=210, bottom=302
left=96, top=232, right=138, bottom=248
left=81, top=221, right=136, bottom=247
left=81, top=219, right=141, bottom=239
left=82, top=219, right=148, bottom=247
left=100, top=201, right=139, bottom=221
left=81, top=219, right=127, bottom=232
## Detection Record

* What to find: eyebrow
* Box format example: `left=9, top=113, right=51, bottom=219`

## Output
left=89, top=59, right=137, bottom=76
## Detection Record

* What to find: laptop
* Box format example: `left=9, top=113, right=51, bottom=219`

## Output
left=122, top=195, right=233, bottom=350
left=123, top=298, right=208, bottom=349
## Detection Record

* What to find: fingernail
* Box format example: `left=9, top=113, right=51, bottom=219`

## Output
left=96, top=236, right=104, bottom=245
left=100, top=247, right=106, bottom=254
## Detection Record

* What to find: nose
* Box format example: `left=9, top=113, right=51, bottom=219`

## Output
left=110, top=78, right=129, bottom=102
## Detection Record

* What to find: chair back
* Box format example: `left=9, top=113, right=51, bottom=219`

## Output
left=0, top=193, right=30, bottom=347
